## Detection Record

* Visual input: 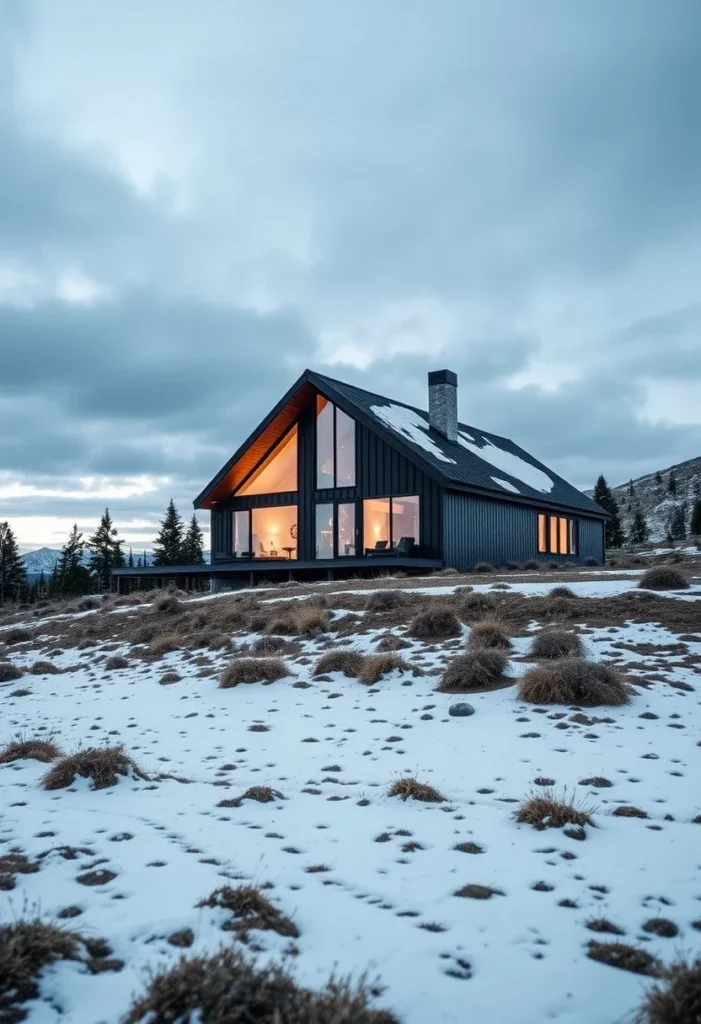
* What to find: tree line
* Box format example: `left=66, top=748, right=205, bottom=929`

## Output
left=593, top=474, right=701, bottom=549
left=0, top=500, right=206, bottom=604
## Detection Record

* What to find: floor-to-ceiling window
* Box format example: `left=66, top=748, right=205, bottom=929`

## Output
left=363, top=495, right=419, bottom=553
left=363, top=497, right=391, bottom=552
left=316, top=395, right=356, bottom=488
left=337, top=502, right=356, bottom=556
left=251, top=506, right=298, bottom=559
left=315, top=503, right=334, bottom=559
left=233, top=510, right=250, bottom=556
left=391, top=495, right=420, bottom=546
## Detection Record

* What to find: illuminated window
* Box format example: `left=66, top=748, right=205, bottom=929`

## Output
left=337, top=503, right=356, bottom=556
left=315, top=503, right=334, bottom=559
left=237, top=426, right=298, bottom=496
left=233, top=510, right=250, bottom=556
left=391, top=494, right=420, bottom=545
left=316, top=395, right=356, bottom=488
left=538, top=513, right=576, bottom=555
left=363, top=496, right=419, bottom=553
left=251, top=505, right=297, bottom=559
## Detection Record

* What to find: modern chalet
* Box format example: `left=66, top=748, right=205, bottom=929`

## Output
left=112, top=368, right=606, bottom=589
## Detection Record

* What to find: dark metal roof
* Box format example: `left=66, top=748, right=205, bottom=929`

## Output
left=195, top=368, right=606, bottom=518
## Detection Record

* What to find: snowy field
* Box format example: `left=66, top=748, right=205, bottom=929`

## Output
left=2, top=574, right=701, bottom=1023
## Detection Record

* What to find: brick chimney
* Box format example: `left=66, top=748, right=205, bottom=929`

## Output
left=428, top=369, right=458, bottom=442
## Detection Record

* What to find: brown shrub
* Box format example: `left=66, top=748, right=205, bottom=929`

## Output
left=358, top=653, right=409, bottom=686
left=529, top=628, right=584, bottom=660
left=146, top=633, right=182, bottom=658
left=1, top=627, right=33, bottom=645
left=635, top=958, right=701, bottom=1023
left=586, top=941, right=662, bottom=977
left=43, top=746, right=148, bottom=790
left=365, top=590, right=409, bottom=612
left=408, top=608, right=461, bottom=641
left=252, top=636, right=298, bottom=656
left=515, top=792, right=593, bottom=830
left=152, top=593, right=183, bottom=614
left=0, top=919, right=81, bottom=1018
left=29, top=660, right=61, bottom=675
left=0, top=852, right=39, bottom=890
left=473, top=562, right=495, bottom=573
left=122, top=947, right=399, bottom=1024
left=639, top=567, right=690, bottom=590
left=0, top=663, right=23, bottom=682
left=219, top=658, right=289, bottom=688
left=467, top=619, right=512, bottom=651
left=265, top=605, right=330, bottom=637
left=456, top=592, right=498, bottom=620
left=388, top=776, right=445, bottom=803
left=438, top=649, right=508, bottom=692
left=315, top=649, right=364, bottom=677
left=0, top=737, right=62, bottom=764
left=549, top=585, right=577, bottom=598
left=518, top=658, right=630, bottom=706
left=197, top=885, right=299, bottom=938
left=104, top=655, right=130, bottom=670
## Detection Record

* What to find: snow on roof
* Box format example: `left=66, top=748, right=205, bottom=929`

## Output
left=458, top=431, right=554, bottom=494
left=369, top=403, right=457, bottom=464
left=491, top=477, right=521, bottom=494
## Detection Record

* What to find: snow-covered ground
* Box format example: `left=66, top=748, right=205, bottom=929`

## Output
left=2, top=579, right=701, bottom=1023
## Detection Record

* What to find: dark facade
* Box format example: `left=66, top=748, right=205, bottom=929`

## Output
left=199, top=369, right=607, bottom=575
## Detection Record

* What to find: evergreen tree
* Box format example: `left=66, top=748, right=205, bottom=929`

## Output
left=0, top=522, right=27, bottom=603
left=628, top=479, right=635, bottom=498
left=87, top=509, right=124, bottom=591
left=668, top=469, right=677, bottom=495
left=668, top=503, right=687, bottom=541
left=691, top=498, right=701, bottom=538
left=153, top=499, right=185, bottom=566
left=655, top=470, right=663, bottom=488
left=136, top=555, right=143, bottom=568
left=54, top=524, right=93, bottom=597
left=128, top=547, right=134, bottom=568
left=181, top=514, right=205, bottom=565
left=629, top=508, right=649, bottom=545
left=592, top=475, right=625, bottom=548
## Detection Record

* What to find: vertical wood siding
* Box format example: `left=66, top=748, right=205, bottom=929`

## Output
left=443, top=492, right=604, bottom=569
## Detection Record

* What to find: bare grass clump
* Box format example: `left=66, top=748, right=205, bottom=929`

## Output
left=388, top=776, right=445, bottom=803
left=122, top=947, right=399, bottom=1024
left=0, top=737, right=62, bottom=764
left=518, top=658, right=630, bottom=706
left=2, top=627, right=33, bottom=646
left=358, top=653, right=409, bottom=686
left=197, top=885, right=299, bottom=938
left=529, top=628, right=584, bottom=660
left=365, top=590, right=409, bottom=612
left=438, top=649, right=508, bottom=692
left=515, top=791, right=593, bottom=830
left=29, top=660, right=60, bottom=675
left=219, top=658, right=289, bottom=688
left=315, top=649, right=364, bottom=678
left=586, top=940, right=662, bottom=977
left=549, top=585, right=577, bottom=598
left=152, top=593, right=183, bottom=614
left=145, top=632, right=182, bottom=659
left=408, top=607, right=461, bottom=641
left=0, top=919, right=81, bottom=1018
left=639, top=566, right=690, bottom=590
left=265, top=604, right=330, bottom=638
left=104, top=654, right=130, bottom=670
left=42, top=746, right=148, bottom=790
left=468, top=618, right=512, bottom=651
left=473, top=562, right=495, bottom=573
left=0, top=663, right=23, bottom=682
left=635, top=958, right=701, bottom=1023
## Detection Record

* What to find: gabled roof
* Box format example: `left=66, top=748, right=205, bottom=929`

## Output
left=195, top=368, right=606, bottom=518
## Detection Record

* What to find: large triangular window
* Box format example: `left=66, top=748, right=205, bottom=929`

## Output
left=237, top=425, right=298, bottom=496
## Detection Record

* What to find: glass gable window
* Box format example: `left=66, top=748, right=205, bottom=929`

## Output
left=538, top=513, right=576, bottom=555
left=233, top=510, right=250, bottom=556
left=238, top=425, right=298, bottom=496
left=251, top=505, right=298, bottom=559
left=316, top=395, right=356, bottom=488
left=337, top=502, right=356, bottom=556
left=315, top=503, right=334, bottom=559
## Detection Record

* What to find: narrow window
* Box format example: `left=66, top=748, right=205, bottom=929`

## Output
left=335, top=408, right=356, bottom=486
left=559, top=517, right=569, bottom=555
left=237, top=426, right=298, bottom=496
left=251, top=505, right=297, bottom=559
left=316, top=395, right=356, bottom=488
left=316, top=396, right=335, bottom=488
left=549, top=516, right=559, bottom=554
left=538, top=514, right=547, bottom=553
left=363, top=498, right=391, bottom=553
left=391, top=495, right=420, bottom=548
left=233, top=510, right=250, bottom=556
left=569, top=519, right=576, bottom=555
left=315, top=503, right=334, bottom=559
left=337, top=502, right=356, bottom=556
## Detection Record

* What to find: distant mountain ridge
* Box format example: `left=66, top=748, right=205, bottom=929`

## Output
left=21, top=548, right=211, bottom=580
left=586, top=455, right=701, bottom=542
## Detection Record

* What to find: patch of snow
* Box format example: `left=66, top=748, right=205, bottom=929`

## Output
left=491, top=476, right=521, bottom=494
left=458, top=432, right=554, bottom=493
left=370, top=404, right=456, bottom=464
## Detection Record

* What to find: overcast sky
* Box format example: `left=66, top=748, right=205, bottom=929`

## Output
left=2, top=1, right=701, bottom=552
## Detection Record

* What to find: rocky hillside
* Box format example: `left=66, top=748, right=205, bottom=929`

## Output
left=611, top=456, right=701, bottom=542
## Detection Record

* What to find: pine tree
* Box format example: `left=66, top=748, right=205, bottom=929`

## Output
left=592, top=475, right=625, bottom=548
left=668, top=469, right=677, bottom=495
left=87, top=509, right=124, bottom=591
left=128, top=547, right=134, bottom=568
left=655, top=471, right=663, bottom=488
left=54, top=524, right=92, bottom=597
left=153, top=499, right=185, bottom=566
left=668, top=503, right=687, bottom=541
left=181, top=514, right=205, bottom=565
left=0, top=522, right=27, bottom=603
left=628, top=479, right=635, bottom=498
left=629, top=508, right=649, bottom=545
left=691, top=498, right=701, bottom=538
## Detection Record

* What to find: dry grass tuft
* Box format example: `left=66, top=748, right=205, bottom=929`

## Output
left=42, top=746, right=148, bottom=790
left=454, top=884, right=504, bottom=899
left=375, top=635, right=410, bottom=653
left=639, top=566, right=690, bottom=591
left=0, top=919, right=82, bottom=1017
left=29, top=660, right=61, bottom=675
left=549, top=585, right=577, bottom=598
left=0, top=662, right=23, bottom=682
left=152, top=593, right=183, bottom=614
left=642, top=918, right=678, bottom=938
left=146, top=632, right=182, bottom=659
left=197, top=885, right=299, bottom=938
left=104, top=654, right=130, bottom=670
left=408, top=607, right=462, bottom=641
left=612, top=805, right=648, bottom=819
left=252, top=636, right=298, bottom=656
left=388, top=776, right=445, bottom=803
left=586, top=918, right=626, bottom=936
left=1, top=627, right=33, bottom=645
left=219, top=785, right=282, bottom=807
left=586, top=940, right=662, bottom=977
left=358, top=653, right=409, bottom=686
left=529, top=629, right=584, bottom=660
left=315, top=649, right=364, bottom=678
left=515, top=792, right=593, bottom=830
left=219, top=657, right=289, bottom=688
left=0, top=737, right=62, bottom=764
left=634, top=958, right=701, bottom=1023
left=122, top=947, right=399, bottom=1024
left=437, top=649, right=508, bottom=692
left=365, top=590, right=409, bottom=612
left=518, top=658, right=630, bottom=706
left=473, top=562, right=495, bottom=573
left=265, top=604, right=330, bottom=638
left=467, top=618, right=512, bottom=651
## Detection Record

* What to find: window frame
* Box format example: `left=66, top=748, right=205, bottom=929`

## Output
left=313, top=500, right=358, bottom=559
left=362, top=494, right=420, bottom=554
left=232, top=505, right=299, bottom=559
left=315, top=395, right=356, bottom=489
left=537, top=513, right=576, bottom=555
